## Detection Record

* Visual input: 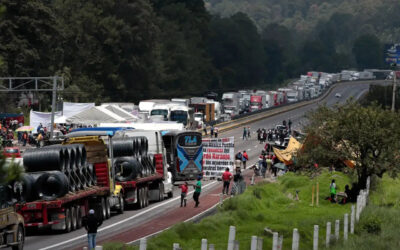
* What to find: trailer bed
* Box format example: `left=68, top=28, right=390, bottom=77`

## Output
left=117, top=173, right=163, bottom=188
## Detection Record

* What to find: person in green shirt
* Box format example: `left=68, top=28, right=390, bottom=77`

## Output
left=193, top=176, right=202, bottom=207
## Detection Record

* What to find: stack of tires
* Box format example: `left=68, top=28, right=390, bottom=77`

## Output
left=111, top=137, right=156, bottom=182
left=21, top=144, right=96, bottom=201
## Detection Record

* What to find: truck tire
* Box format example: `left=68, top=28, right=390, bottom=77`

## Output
left=144, top=187, right=148, bottom=207
left=101, top=198, right=106, bottom=221
left=64, top=208, right=72, bottom=233
left=158, top=183, right=164, bottom=202
left=168, top=191, right=173, bottom=198
left=71, top=206, right=77, bottom=231
left=138, top=188, right=144, bottom=209
left=105, top=198, right=111, bottom=219
left=117, top=195, right=124, bottom=214
left=76, top=206, right=83, bottom=229
left=11, top=225, right=24, bottom=250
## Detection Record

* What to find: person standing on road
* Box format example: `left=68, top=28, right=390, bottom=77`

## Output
left=288, top=119, right=292, bottom=131
left=203, top=123, right=207, bottom=135
left=210, top=125, right=214, bottom=137
left=214, top=126, right=219, bottom=138
left=242, top=127, right=247, bottom=140
left=83, top=209, right=103, bottom=250
left=242, top=150, right=249, bottom=169
left=247, top=127, right=251, bottom=139
left=179, top=182, right=188, bottom=207
left=22, top=132, right=28, bottom=146
left=222, top=168, right=233, bottom=195
left=193, top=176, right=202, bottom=207
left=235, top=151, right=242, bottom=168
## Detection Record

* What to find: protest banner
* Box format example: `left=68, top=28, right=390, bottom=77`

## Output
left=202, top=137, right=235, bottom=177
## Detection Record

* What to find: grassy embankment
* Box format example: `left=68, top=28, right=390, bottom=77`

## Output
left=330, top=176, right=400, bottom=250
left=104, top=170, right=354, bottom=250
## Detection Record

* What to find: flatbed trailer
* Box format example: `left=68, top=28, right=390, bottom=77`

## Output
left=16, top=186, right=110, bottom=230
left=118, top=173, right=166, bottom=208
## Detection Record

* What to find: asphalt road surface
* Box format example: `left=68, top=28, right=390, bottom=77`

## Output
left=20, top=80, right=387, bottom=250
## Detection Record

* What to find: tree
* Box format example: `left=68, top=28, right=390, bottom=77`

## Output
left=353, top=34, right=383, bottom=70
left=297, top=101, right=400, bottom=189
left=208, top=12, right=266, bottom=89
left=0, top=0, right=60, bottom=77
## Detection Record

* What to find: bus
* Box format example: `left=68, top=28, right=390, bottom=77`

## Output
left=161, top=131, right=203, bottom=182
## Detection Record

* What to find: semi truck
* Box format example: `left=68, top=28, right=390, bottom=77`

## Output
left=222, top=92, right=241, bottom=116
left=250, top=95, right=266, bottom=111
left=16, top=127, right=170, bottom=233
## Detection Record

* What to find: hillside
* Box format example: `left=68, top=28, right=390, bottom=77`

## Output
left=206, top=0, right=400, bottom=43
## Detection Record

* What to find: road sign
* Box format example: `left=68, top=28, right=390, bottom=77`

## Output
left=385, top=44, right=400, bottom=64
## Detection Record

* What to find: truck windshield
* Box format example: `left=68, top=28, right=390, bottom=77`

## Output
left=171, top=111, right=188, bottom=125
left=151, top=109, right=168, bottom=118
left=223, top=99, right=234, bottom=106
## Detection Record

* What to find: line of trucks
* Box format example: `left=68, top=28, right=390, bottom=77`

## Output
left=0, top=127, right=203, bottom=248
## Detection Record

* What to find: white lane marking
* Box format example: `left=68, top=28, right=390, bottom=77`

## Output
left=40, top=181, right=218, bottom=250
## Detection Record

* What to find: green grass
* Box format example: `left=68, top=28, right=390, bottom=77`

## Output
left=104, top=170, right=354, bottom=250
left=328, top=174, right=400, bottom=250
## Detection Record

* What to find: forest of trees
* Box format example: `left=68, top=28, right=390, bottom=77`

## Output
left=0, top=0, right=395, bottom=106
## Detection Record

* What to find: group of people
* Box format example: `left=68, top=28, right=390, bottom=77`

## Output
left=203, top=124, right=219, bottom=138
left=256, top=119, right=292, bottom=145
left=329, top=179, right=357, bottom=204
left=179, top=175, right=203, bottom=208
left=235, top=150, right=249, bottom=169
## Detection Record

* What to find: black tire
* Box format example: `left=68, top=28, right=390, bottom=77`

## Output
left=168, top=191, right=173, bottom=198
left=159, top=183, right=164, bottom=202
left=144, top=187, right=148, bottom=207
left=64, top=208, right=72, bottom=233
left=11, top=225, right=24, bottom=250
left=71, top=207, right=77, bottom=231
left=117, top=195, right=124, bottom=214
left=138, top=188, right=144, bottom=209
left=105, top=198, right=111, bottom=219
left=76, top=206, right=83, bottom=229
left=101, top=198, right=106, bottom=220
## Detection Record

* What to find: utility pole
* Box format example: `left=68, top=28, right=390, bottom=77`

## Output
left=392, top=67, right=398, bottom=112
left=50, top=76, right=58, bottom=138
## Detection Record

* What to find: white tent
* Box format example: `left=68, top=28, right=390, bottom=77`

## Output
left=100, top=121, right=184, bottom=131
left=54, top=115, right=68, bottom=124
left=30, top=110, right=62, bottom=132
left=66, top=106, right=126, bottom=125
left=63, top=102, right=95, bottom=118
left=102, top=105, right=139, bottom=121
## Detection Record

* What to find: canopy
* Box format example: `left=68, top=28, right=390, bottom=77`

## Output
left=16, top=126, right=34, bottom=132
left=54, top=115, right=68, bottom=124
left=30, top=110, right=62, bottom=132
left=62, top=102, right=95, bottom=118
left=100, top=122, right=184, bottom=131
left=66, top=106, right=126, bottom=125
left=273, top=137, right=303, bottom=165
left=102, top=105, right=139, bottom=121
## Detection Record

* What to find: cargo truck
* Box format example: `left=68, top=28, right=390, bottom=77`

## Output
left=222, top=92, right=241, bottom=116
left=16, top=128, right=168, bottom=233
left=250, top=95, right=266, bottom=111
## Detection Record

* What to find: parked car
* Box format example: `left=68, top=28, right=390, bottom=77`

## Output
left=3, top=147, right=21, bottom=158
left=335, top=93, right=342, bottom=98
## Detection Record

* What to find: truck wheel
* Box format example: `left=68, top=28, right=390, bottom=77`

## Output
left=159, top=183, right=164, bottom=202
left=71, top=207, right=77, bottom=231
left=12, top=225, right=24, bottom=250
left=136, top=188, right=142, bottom=209
left=140, top=188, right=145, bottom=208
left=117, top=195, right=124, bottom=214
left=101, top=198, right=106, bottom=220
left=105, top=198, right=111, bottom=219
left=64, top=208, right=72, bottom=233
left=168, top=191, right=173, bottom=198
left=76, top=206, right=83, bottom=229
left=144, top=187, right=149, bottom=207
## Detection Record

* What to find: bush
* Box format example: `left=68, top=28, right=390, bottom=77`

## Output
left=358, top=215, right=382, bottom=234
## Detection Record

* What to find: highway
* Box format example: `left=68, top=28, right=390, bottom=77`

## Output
left=21, top=80, right=386, bottom=250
